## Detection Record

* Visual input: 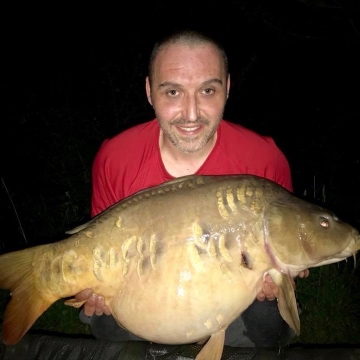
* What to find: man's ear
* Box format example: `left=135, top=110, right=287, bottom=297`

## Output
left=226, top=73, right=230, bottom=99
left=145, top=76, right=153, bottom=105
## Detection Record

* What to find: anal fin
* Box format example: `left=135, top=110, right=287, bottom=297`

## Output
left=195, top=329, right=225, bottom=360
left=64, top=298, right=86, bottom=308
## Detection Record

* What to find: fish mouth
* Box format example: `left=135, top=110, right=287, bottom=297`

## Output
left=340, top=235, right=360, bottom=265
left=344, top=238, right=360, bottom=267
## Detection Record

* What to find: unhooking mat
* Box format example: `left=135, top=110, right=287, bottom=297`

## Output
left=1, top=332, right=360, bottom=360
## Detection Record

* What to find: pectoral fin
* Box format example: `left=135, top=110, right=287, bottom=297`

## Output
left=268, top=269, right=300, bottom=335
left=195, top=329, right=225, bottom=360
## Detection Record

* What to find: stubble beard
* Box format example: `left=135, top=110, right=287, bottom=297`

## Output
left=159, top=117, right=221, bottom=154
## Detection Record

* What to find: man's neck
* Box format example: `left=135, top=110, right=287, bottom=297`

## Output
left=159, top=131, right=217, bottom=177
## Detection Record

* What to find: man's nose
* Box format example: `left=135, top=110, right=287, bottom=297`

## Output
left=183, top=95, right=199, bottom=122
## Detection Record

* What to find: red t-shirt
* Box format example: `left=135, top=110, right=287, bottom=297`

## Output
left=91, top=119, right=292, bottom=216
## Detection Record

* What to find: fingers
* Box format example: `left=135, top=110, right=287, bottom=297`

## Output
left=75, top=288, right=93, bottom=302
left=83, top=293, right=96, bottom=316
left=257, top=273, right=278, bottom=301
left=298, top=269, right=310, bottom=278
left=83, top=294, right=111, bottom=316
left=74, top=288, right=111, bottom=317
left=103, top=304, right=112, bottom=316
left=257, top=269, right=310, bottom=302
left=93, top=295, right=111, bottom=316
left=256, top=291, right=266, bottom=302
left=93, top=294, right=105, bottom=316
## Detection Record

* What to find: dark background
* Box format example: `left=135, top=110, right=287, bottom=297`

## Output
left=1, top=0, right=360, bottom=250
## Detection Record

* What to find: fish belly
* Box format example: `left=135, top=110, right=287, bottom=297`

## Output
left=109, top=251, right=265, bottom=344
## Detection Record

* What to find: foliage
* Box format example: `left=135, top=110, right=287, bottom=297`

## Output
left=295, top=260, right=360, bottom=344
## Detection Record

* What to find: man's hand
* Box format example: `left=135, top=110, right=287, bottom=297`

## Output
left=75, top=289, right=112, bottom=316
left=256, top=269, right=310, bottom=302
left=297, top=269, right=310, bottom=279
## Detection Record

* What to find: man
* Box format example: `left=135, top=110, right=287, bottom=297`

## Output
left=76, top=28, right=308, bottom=347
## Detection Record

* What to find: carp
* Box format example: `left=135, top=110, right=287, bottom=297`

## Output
left=0, top=174, right=359, bottom=360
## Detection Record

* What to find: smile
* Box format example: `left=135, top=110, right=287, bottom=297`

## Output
left=178, top=126, right=201, bottom=132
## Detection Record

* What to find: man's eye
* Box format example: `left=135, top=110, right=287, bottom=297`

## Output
left=203, top=88, right=215, bottom=95
left=167, top=90, right=178, bottom=96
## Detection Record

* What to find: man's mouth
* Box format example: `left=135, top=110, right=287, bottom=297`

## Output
left=178, top=125, right=201, bottom=132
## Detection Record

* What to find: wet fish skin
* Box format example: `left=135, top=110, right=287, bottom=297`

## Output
left=0, top=174, right=359, bottom=360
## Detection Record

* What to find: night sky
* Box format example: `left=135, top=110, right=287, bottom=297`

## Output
left=1, top=0, right=360, bottom=249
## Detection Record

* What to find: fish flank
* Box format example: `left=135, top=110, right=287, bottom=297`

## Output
left=136, top=237, right=145, bottom=277
left=115, top=216, right=123, bottom=228
left=217, top=186, right=242, bottom=219
left=38, top=248, right=86, bottom=292
left=93, top=259, right=104, bottom=281
left=215, top=314, right=224, bottom=326
left=218, top=234, right=233, bottom=263
left=149, top=234, right=157, bottom=270
left=220, top=262, right=234, bottom=282
left=226, top=187, right=237, bottom=214
left=216, top=187, right=230, bottom=219
left=241, top=250, right=251, bottom=269
left=192, top=222, right=208, bottom=250
left=137, top=257, right=145, bottom=277
left=207, top=239, right=217, bottom=260
left=84, top=231, right=93, bottom=238
left=119, top=235, right=158, bottom=277
left=108, top=248, right=118, bottom=268
left=61, top=250, right=82, bottom=285
left=204, top=319, right=213, bottom=329
left=122, top=236, right=137, bottom=261
left=122, top=259, right=130, bottom=275
left=187, top=242, right=203, bottom=272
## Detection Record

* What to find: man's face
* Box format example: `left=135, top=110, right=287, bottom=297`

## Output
left=146, top=43, right=230, bottom=153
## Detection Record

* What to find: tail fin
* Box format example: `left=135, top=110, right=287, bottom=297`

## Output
left=0, top=248, right=54, bottom=345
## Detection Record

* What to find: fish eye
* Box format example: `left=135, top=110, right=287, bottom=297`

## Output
left=319, top=217, right=330, bottom=228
